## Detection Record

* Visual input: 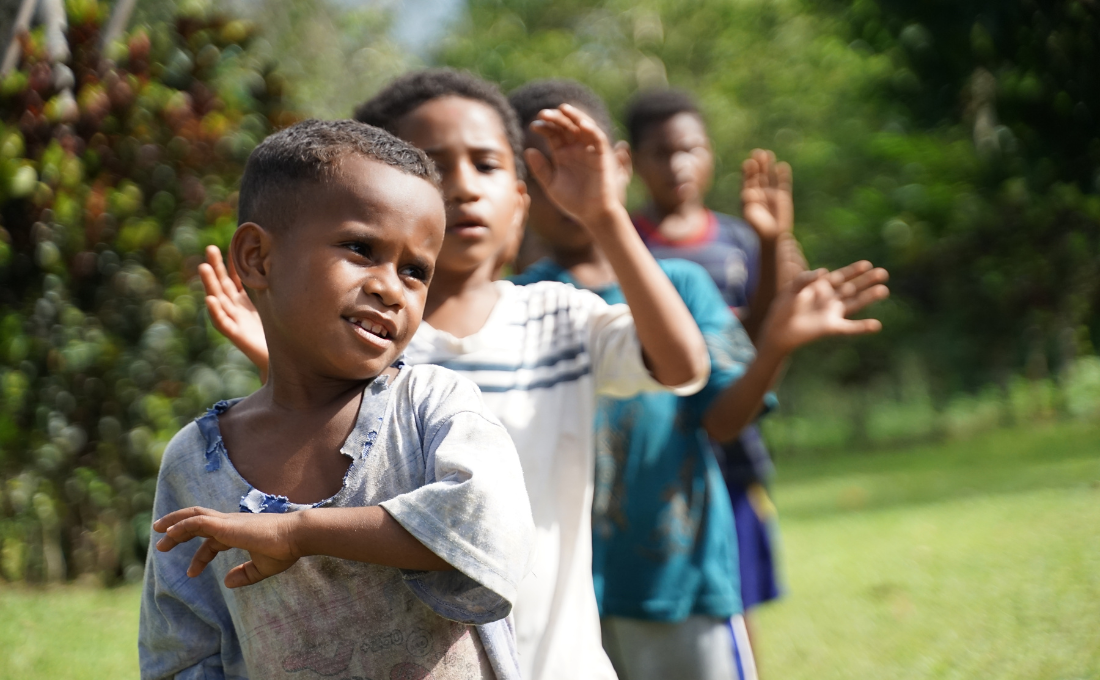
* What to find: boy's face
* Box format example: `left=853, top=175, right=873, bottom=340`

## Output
left=237, top=155, right=445, bottom=381
left=633, top=112, right=713, bottom=213
left=394, top=96, right=528, bottom=276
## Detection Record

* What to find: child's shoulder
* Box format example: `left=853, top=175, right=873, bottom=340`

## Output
left=392, top=364, right=500, bottom=423
left=159, top=415, right=211, bottom=477
left=498, top=277, right=610, bottom=317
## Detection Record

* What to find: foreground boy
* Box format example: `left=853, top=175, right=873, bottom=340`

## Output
left=509, top=80, right=888, bottom=680
left=200, top=70, right=710, bottom=680
left=140, top=120, right=536, bottom=680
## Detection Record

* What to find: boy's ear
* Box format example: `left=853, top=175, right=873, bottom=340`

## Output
left=230, top=223, right=274, bottom=293
left=614, top=140, right=634, bottom=182
left=512, top=179, right=531, bottom=233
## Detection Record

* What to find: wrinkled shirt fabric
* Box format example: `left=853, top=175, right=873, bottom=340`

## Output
left=139, top=365, right=535, bottom=680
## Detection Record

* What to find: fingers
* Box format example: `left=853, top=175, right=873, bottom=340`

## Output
left=154, top=506, right=221, bottom=534
left=532, top=105, right=606, bottom=153
left=204, top=245, right=240, bottom=295
left=826, top=260, right=873, bottom=287
left=838, top=266, right=890, bottom=298
left=522, top=148, right=553, bottom=189
left=790, top=267, right=828, bottom=294
left=751, top=149, right=776, bottom=187
left=844, top=283, right=890, bottom=315
left=775, top=160, right=792, bottom=192
left=225, top=561, right=269, bottom=588
left=198, top=261, right=226, bottom=300
left=832, top=318, right=883, bottom=336
left=160, top=514, right=226, bottom=549
left=188, top=536, right=232, bottom=577
left=205, top=295, right=237, bottom=336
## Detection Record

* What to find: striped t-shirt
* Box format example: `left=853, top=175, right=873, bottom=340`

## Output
left=404, top=279, right=706, bottom=680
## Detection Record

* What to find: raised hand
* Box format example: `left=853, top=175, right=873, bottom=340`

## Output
left=523, top=104, right=621, bottom=227
left=154, top=506, right=301, bottom=588
left=827, top=260, right=891, bottom=317
left=762, top=262, right=889, bottom=354
left=741, top=149, right=793, bottom=241
left=198, top=246, right=270, bottom=376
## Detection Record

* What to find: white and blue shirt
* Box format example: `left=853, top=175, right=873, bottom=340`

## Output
left=405, top=279, right=707, bottom=680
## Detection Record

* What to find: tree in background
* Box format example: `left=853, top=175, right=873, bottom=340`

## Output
left=0, top=0, right=292, bottom=583
left=435, top=0, right=1100, bottom=435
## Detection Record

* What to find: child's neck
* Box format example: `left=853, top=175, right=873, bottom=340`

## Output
left=550, top=241, right=617, bottom=290
left=423, top=257, right=501, bottom=339
left=648, top=200, right=709, bottom=243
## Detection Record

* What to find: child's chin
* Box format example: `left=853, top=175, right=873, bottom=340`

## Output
left=438, top=239, right=496, bottom=270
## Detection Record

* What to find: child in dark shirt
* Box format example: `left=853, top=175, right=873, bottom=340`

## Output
left=627, top=88, right=801, bottom=621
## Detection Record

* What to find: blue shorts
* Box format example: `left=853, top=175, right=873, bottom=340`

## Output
left=729, top=483, right=781, bottom=609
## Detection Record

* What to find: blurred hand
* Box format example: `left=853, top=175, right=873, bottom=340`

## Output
left=741, top=149, right=793, bottom=242
left=154, top=506, right=301, bottom=588
left=777, top=232, right=808, bottom=288
left=523, top=104, right=622, bottom=228
left=198, top=246, right=270, bottom=376
left=761, top=261, right=889, bottom=354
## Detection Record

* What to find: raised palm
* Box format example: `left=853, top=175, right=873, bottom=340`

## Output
left=199, top=246, right=270, bottom=376
left=766, top=261, right=889, bottom=353
left=741, top=149, right=794, bottom=241
left=523, top=104, right=619, bottom=226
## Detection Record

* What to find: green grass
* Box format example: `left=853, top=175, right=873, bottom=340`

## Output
left=1, top=421, right=1098, bottom=679
left=0, top=582, right=141, bottom=679
left=755, top=420, right=1100, bottom=679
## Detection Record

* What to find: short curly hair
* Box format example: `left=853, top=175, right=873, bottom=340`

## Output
left=508, top=79, right=615, bottom=141
left=624, top=88, right=702, bottom=148
left=353, top=68, right=526, bottom=180
left=239, top=118, right=440, bottom=231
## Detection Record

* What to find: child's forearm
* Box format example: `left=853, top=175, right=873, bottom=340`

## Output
left=584, top=203, right=709, bottom=387
left=702, top=341, right=788, bottom=443
left=292, top=507, right=453, bottom=571
left=744, top=237, right=778, bottom=343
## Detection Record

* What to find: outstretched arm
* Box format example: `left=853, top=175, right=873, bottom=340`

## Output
left=154, top=506, right=452, bottom=589
left=198, top=245, right=270, bottom=381
left=526, top=104, right=708, bottom=388
left=703, top=261, right=889, bottom=442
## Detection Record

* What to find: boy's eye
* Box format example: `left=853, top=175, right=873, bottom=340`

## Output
left=344, top=242, right=371, bottom=258
left=400, top=265, right=429, bottom=282
left=476, top=161, right=501, bottom=173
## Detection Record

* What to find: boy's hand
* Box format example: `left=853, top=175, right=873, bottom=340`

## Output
left=761, top=261, right=889, bottom=355
left=154, top=507, right=301, bottom=588
left=198, top=246, right=270, bottom=376
left=741, top=149, right=793, bottom=242
left=524, top=104, right=622, bottom=228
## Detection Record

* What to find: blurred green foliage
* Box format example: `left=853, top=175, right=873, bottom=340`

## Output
left=436, top=0, right=1100, bottom=398
left=0, top=0, right=290, bottom=583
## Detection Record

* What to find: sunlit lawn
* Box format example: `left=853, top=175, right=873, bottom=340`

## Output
left=1, top=420, right=1098, bottom=679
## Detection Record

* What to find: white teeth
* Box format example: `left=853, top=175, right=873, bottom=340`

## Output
left=349, top=318, right=389, bottom=339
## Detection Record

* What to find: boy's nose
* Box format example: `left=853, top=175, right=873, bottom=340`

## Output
left=364, top=267, right=404, bottom=308
left=444, top=159, right=481, bottom=204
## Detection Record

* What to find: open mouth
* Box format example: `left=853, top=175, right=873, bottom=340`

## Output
left=344, top=316, right=391, bottom=342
